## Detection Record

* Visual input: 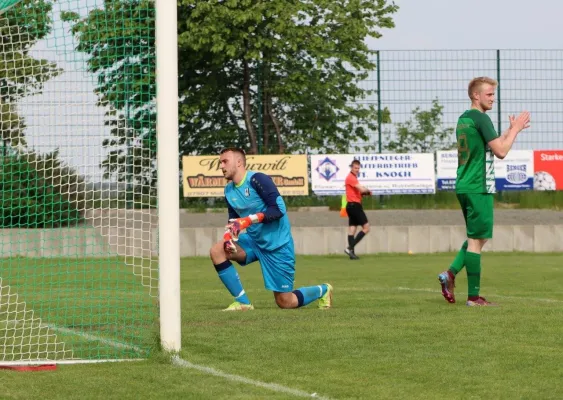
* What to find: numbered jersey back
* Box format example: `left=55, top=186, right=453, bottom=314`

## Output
left=455, top=109, right=499, bottom=194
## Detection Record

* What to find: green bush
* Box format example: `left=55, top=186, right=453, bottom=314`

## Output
left=0, top=155, right=82, bottom=228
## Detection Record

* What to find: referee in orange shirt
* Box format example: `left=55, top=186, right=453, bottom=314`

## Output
left=344, top=160, right=371, bottom=260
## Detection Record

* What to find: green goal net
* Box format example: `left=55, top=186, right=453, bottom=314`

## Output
left=0, top=0, right=169, bottom=364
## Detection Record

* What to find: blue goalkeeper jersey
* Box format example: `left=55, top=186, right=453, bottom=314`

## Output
left=224, top=171, right=292, bottom=252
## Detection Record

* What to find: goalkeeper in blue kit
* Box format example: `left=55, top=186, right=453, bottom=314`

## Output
left=209, top=148, right=333, bottom=311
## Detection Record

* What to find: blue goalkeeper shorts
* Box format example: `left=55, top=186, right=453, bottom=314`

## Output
left=235, top=233, right=295, bottom=293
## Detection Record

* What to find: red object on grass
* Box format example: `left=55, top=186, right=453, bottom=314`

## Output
left=0, top=364, right=57, bottom=372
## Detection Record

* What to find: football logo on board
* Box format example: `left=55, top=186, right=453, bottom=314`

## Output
left=534, top=171, right=556, bottom=191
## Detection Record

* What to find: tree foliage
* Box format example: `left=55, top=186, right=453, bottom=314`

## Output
left=179, top=0, right=397, bottom=154
left=0, top=0, right=62, bottom=146
left=62, top=0, right=397, bottom=187
left=385, top=99, right=455, bottom=154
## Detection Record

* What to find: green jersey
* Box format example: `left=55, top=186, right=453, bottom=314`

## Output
left=455, top=109, right=499, bottom=194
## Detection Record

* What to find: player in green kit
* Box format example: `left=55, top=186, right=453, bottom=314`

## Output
left=437, top=77, right=531, bottom=306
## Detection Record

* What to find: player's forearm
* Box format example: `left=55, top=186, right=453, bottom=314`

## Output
left=356, top=184, right=370, bottom=193
left=497, top=128, right=519, bottom=158
left=245, top=206, right=284, bottom=224
left=229, top=206, right=283, bottom=232
left=235, top=213, right=265, bottom=229
left=261, top=206, right=284, bottom=223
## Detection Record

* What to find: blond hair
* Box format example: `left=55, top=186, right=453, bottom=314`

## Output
left=468, top=77, right=497, bottom=100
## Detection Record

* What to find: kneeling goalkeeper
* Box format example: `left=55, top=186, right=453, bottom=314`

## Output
left=209, top=148, right=333, bottom=311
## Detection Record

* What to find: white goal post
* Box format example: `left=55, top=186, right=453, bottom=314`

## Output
left=156, top=0, right=181, bottom=353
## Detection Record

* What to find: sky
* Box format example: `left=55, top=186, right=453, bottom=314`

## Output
left=17, top=0, right=563, bottom=181
left=371, top=0, right=563, bottom=50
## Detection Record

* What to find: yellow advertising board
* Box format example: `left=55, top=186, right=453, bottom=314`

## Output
left=182, top=154, right=309, bottom=197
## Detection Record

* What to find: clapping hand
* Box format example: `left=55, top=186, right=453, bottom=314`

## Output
left=509, top=111, right=531, bottom=133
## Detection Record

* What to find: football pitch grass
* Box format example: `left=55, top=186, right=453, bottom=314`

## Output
left=2, top=252, right=563, bottom=399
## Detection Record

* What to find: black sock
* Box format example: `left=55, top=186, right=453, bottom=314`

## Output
left=347, top=235, right=354, bottom=249
left=353, top=231, right=366, bottom=247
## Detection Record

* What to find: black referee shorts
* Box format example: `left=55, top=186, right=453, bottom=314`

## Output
left=346, top=202, right=368, bottom=227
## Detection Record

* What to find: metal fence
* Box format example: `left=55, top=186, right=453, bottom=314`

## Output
left=352, top=49, right=563, bottom=151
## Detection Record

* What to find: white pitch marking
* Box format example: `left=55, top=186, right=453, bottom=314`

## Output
left=172, top=356, right=332, bottom=400
left=0, top=321, right=145, bottom=365
left=14, top=322, right=334, bottom=399
left=45, top=324, right=143, bottom=352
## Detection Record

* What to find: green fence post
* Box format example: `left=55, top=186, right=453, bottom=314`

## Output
left=376, top=51, right=384, bottom=208
left=377, top=50, right=382, bottom=154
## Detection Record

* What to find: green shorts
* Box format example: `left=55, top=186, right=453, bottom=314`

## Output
left=456, top=193, right=494, bottom=239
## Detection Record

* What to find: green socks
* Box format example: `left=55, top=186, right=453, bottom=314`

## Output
left=465, top=251, right=481, bottom=298
left=449, top=241, right=468, bottom=275
left=448, top=242, right=482, bottom=299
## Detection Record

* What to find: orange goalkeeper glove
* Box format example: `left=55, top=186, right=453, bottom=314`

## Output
left=223, top=230, right=237, bottom=254
left=226, top=213, right=265, bottom=239
left=223, top=213, right=264, bottom=254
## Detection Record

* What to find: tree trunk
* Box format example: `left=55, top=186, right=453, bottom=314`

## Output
left=225, top=101, right=240, bottom=128
left=266, top=95, right=284, bottom=153
left=262, top=80, right=270, bottom=154
left=242, top=60, right=258, bottom=154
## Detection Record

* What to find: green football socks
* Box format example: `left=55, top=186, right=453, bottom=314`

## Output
left=448, top=240, right=468, bottom=275
left=465, top=251, right=481, bottom=298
